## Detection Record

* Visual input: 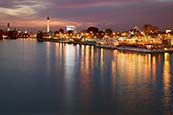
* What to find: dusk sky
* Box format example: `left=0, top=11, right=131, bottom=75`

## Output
left=0, top=0, right=173, bottom=32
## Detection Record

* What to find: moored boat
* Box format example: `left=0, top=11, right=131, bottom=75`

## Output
left=117, top=44, right=164, bottom=53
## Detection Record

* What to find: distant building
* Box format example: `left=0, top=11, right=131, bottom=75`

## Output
left=164, top=30, right=172, bottom=46
left=66, top=26, right=76, bottom=31
left=142, top=24, right=159, bottom=35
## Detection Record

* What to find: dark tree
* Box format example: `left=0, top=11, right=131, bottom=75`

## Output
left=59, top=29, right=64, bottom=34
left=87, top=27, right=99, bottom=35
left=54, top=31, right=59, bottom=34
left=67, top=30, right=74, bottom=34
left=0, top=29, right=3, bottom=40
left=98, top=31, right=105, bottom=39
left=105, top=28, right=113, bottom=37
left=36, top=31, right=43, bottom=39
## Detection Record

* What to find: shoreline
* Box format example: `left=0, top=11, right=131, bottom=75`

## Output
left=36, top=38, right=173, bottom=54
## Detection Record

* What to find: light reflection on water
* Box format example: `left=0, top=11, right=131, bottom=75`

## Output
left=163, top=53, right=171, bottom=115
left=0, top=39, right=173, bottom=114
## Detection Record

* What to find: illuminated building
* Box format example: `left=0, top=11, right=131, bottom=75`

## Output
left=66, top=26, right=76, bottom=31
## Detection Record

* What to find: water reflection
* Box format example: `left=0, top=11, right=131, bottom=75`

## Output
left=79, top=45, right=93, bottom=111
left=45, top=42, right=51, bottom=76
left=111, top=50, right=118, bottom=96
left=0, top=40, right=173, bottom=114
left=163, top=53, right=171, bottom=114
left=53, top=44, right=172, bottom=114
left=35, top=41, right=173, bottom=114
left=116, top=52, right=159, bottom=86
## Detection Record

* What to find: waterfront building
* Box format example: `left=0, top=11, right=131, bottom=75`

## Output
left=17, top=31, right=30, bottom=39
left=165, top=30, right=173, bottom=46
left=171, top=33, right=173, bottom=46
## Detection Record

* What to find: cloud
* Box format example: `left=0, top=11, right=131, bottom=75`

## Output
left=0, top=5, right=36, bottom=16
left=0, top=0, right=52, bottom=17
left=54, top=0, right=139, bottom=9
left=157, top=0, right=173, bottom=2
left=0, top=0, right=173, bottom=31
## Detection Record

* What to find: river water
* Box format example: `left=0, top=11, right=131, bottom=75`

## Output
left=0, top=39, right=173, bottom=115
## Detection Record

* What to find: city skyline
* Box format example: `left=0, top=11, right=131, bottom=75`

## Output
left=0, top=0, right=173, bottom=32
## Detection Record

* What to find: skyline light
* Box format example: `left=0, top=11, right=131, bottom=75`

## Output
left=0, top=0, right=173, bottom=32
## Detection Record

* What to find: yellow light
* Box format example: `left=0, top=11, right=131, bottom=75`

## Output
left=164, top=48, right=168, bottom=51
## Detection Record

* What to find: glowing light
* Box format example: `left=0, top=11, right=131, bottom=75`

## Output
left=24, top=30, right=28, bottom=34
left=166, top=30, right=171, bottom=33
left=163, top=53, right=171, bottom=113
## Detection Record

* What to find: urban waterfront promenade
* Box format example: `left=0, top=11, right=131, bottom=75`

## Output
left=1, top=0, right=173, bottom=114
left=1, top=21, right=173, bottom=54
left=1, top=16, right=173, bottom=54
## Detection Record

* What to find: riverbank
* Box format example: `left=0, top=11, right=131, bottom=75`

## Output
left=36, top=38, right=173, bottom=53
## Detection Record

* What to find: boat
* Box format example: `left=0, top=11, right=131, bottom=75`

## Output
left=117, top=44, right=164, bottom=53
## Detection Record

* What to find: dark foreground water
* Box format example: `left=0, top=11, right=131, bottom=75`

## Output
left=0, top=39, right=173, bottom=115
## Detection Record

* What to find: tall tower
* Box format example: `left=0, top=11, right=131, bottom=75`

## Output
left=47, top=16, right=50, bottom=33
left=7, top=23, right=10, bottom=31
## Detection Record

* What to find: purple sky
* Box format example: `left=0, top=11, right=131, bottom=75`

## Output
left=0, top=0, right=173, bottom=32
